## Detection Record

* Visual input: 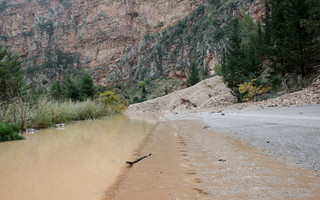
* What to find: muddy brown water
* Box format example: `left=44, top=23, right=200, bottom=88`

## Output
left=0, top=115, right=156, bottom=200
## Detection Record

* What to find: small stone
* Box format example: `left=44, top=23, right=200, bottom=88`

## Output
left=221, top=113, right=225, bottom=116
left=218, top=159, right=226, bottom=162
left=203, top=126, right=211, bottom=129
left=267, top=141, right=270, bottom=143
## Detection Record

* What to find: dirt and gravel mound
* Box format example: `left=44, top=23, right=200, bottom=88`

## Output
left=223, top=77, right=320, bottom=111
left=128, top=76, right=320, bottom=113
left=127, top=76, right=236, bottom=113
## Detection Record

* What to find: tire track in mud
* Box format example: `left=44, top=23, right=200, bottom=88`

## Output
left=176, top=120, right=320, bottom=199
left=104, top=119, right=320, bottom=200
left=103, top=120, right=206, bottom=200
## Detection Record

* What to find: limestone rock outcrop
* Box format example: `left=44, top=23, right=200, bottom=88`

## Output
left=0, top=0, right=264, bottom=85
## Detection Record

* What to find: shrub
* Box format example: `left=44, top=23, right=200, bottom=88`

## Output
left=99, top=91, right=127, bottom=113
left=238, top=79, right=270, bottom=102
left=0, top=123, right=24, bottom=142
left=99, top=91, right=119, bottom=106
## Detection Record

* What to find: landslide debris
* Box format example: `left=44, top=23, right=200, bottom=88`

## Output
left=127, top=76, right=236, bottom=113
left=127, top=76, right=320, bottom=113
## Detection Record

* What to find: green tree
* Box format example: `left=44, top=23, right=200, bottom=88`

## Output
left=78, top=72, right=96, bottom=100
left=49, top=81, right=63, bottom=100
left=265, top=0, right=314, bottom=79
left=263, top=0, right=271, bottom=46
left=62, top=74, right=79, bottom=101
left=187, top=62, right=200, bottom=87
left=221, top=18, right=244, bottom=91
left=0, top=46, right=24, bottom=102
left=304, top=0, right=320, bottom=68
left=221, top=18, right=262, bottom=100
left=137, top=81, right=147, bottom=101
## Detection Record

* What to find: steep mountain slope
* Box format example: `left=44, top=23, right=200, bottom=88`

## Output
left=0, top=0, right=264, bottom=85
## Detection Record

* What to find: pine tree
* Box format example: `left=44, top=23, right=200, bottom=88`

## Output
left=187, top=62, right=200, bottom=87
left=79, top=72, right=96, bottom=100
left=221, top=18, right=262, bottom=100
left=0, top=46, right=24, bottom=102
left=221, top=18, right=244, bottom=90
left=62, top=74, right=79, bottom=101
left=305, top=0, right=320, bottom=67
left=263, top=0, right=271, bottom=46
left=49, top=81, right=63, bottom=100
left=265, top=0, right=313, bottom=78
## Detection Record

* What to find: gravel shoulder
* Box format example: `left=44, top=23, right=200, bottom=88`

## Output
left=166, top=104, right=320, bottom=172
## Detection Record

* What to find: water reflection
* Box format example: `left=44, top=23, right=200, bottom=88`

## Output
left=0, top=115, right=155, bottom=200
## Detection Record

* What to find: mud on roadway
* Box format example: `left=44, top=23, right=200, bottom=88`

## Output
left=103, top=118, right=320, bottom=200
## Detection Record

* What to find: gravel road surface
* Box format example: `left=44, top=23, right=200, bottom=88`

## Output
left=167, top=104, right=320, bottom=172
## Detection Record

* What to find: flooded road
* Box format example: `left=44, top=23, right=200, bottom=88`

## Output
left=0, top=115, right=156, bottom=200
left=106, top=120, right=320, bottom=200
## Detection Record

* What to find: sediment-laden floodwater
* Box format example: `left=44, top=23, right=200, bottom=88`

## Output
left=0, top=115, right=155, bottom=200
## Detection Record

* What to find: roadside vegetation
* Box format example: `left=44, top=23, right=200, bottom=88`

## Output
left=0, top=123, right=24, bottom=142
left=0, top=46, right=127, bottom=142
left=123, top=77, right=184, bottom=104
left=220, top=0, right=320, bottom=102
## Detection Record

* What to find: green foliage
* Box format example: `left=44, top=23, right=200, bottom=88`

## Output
left=164, top=85, right=169, bottom=95
left=0, top=123, right=24, bottom=142
left=141, top=86, right=147, bottom=100
left=62, top=74, right=80, bottom=101
left=214, top=63, right=222, bottom=75
left=125, top=77, right=184, bottom=104
left=221, top=18, right=262, bottom=100
left=195, top=5, right=205, bottom=16
left=137, top=81, right=146, bottom=88
left=187, top=62, right=201, bottom=87
left=49, top=72, right=97, bottom=101
left=78, top=72, right=96, bottom=100
left=201, top=81, right=212, bottom=88
left=219, top=0, right=319, bottom=98
left=99, top=91, right=119, bottom=106
left=239, top=11, right=258, bottom=46
left=133, top=96, right=140, bottom=103
left=264, top=0, right=315, bottom=79
left=0, top=46, right=25, bottom=102
left=49, top=81, right=63, bottom=100
left=137, top=81, right=147, bottom=101
left=99, top=91, right=127, bottom=113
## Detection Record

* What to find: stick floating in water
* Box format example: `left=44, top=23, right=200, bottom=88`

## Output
left=126, top=152, right=152, bottom=166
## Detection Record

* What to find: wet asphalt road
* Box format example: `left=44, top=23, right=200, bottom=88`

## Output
left=169, top=104, right=320, bottom=172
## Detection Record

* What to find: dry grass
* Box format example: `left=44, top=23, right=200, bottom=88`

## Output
left=0, top=98, right=118, bottom=130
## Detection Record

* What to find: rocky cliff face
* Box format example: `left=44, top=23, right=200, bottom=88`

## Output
left=0, top=0, right=264, bottom=85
